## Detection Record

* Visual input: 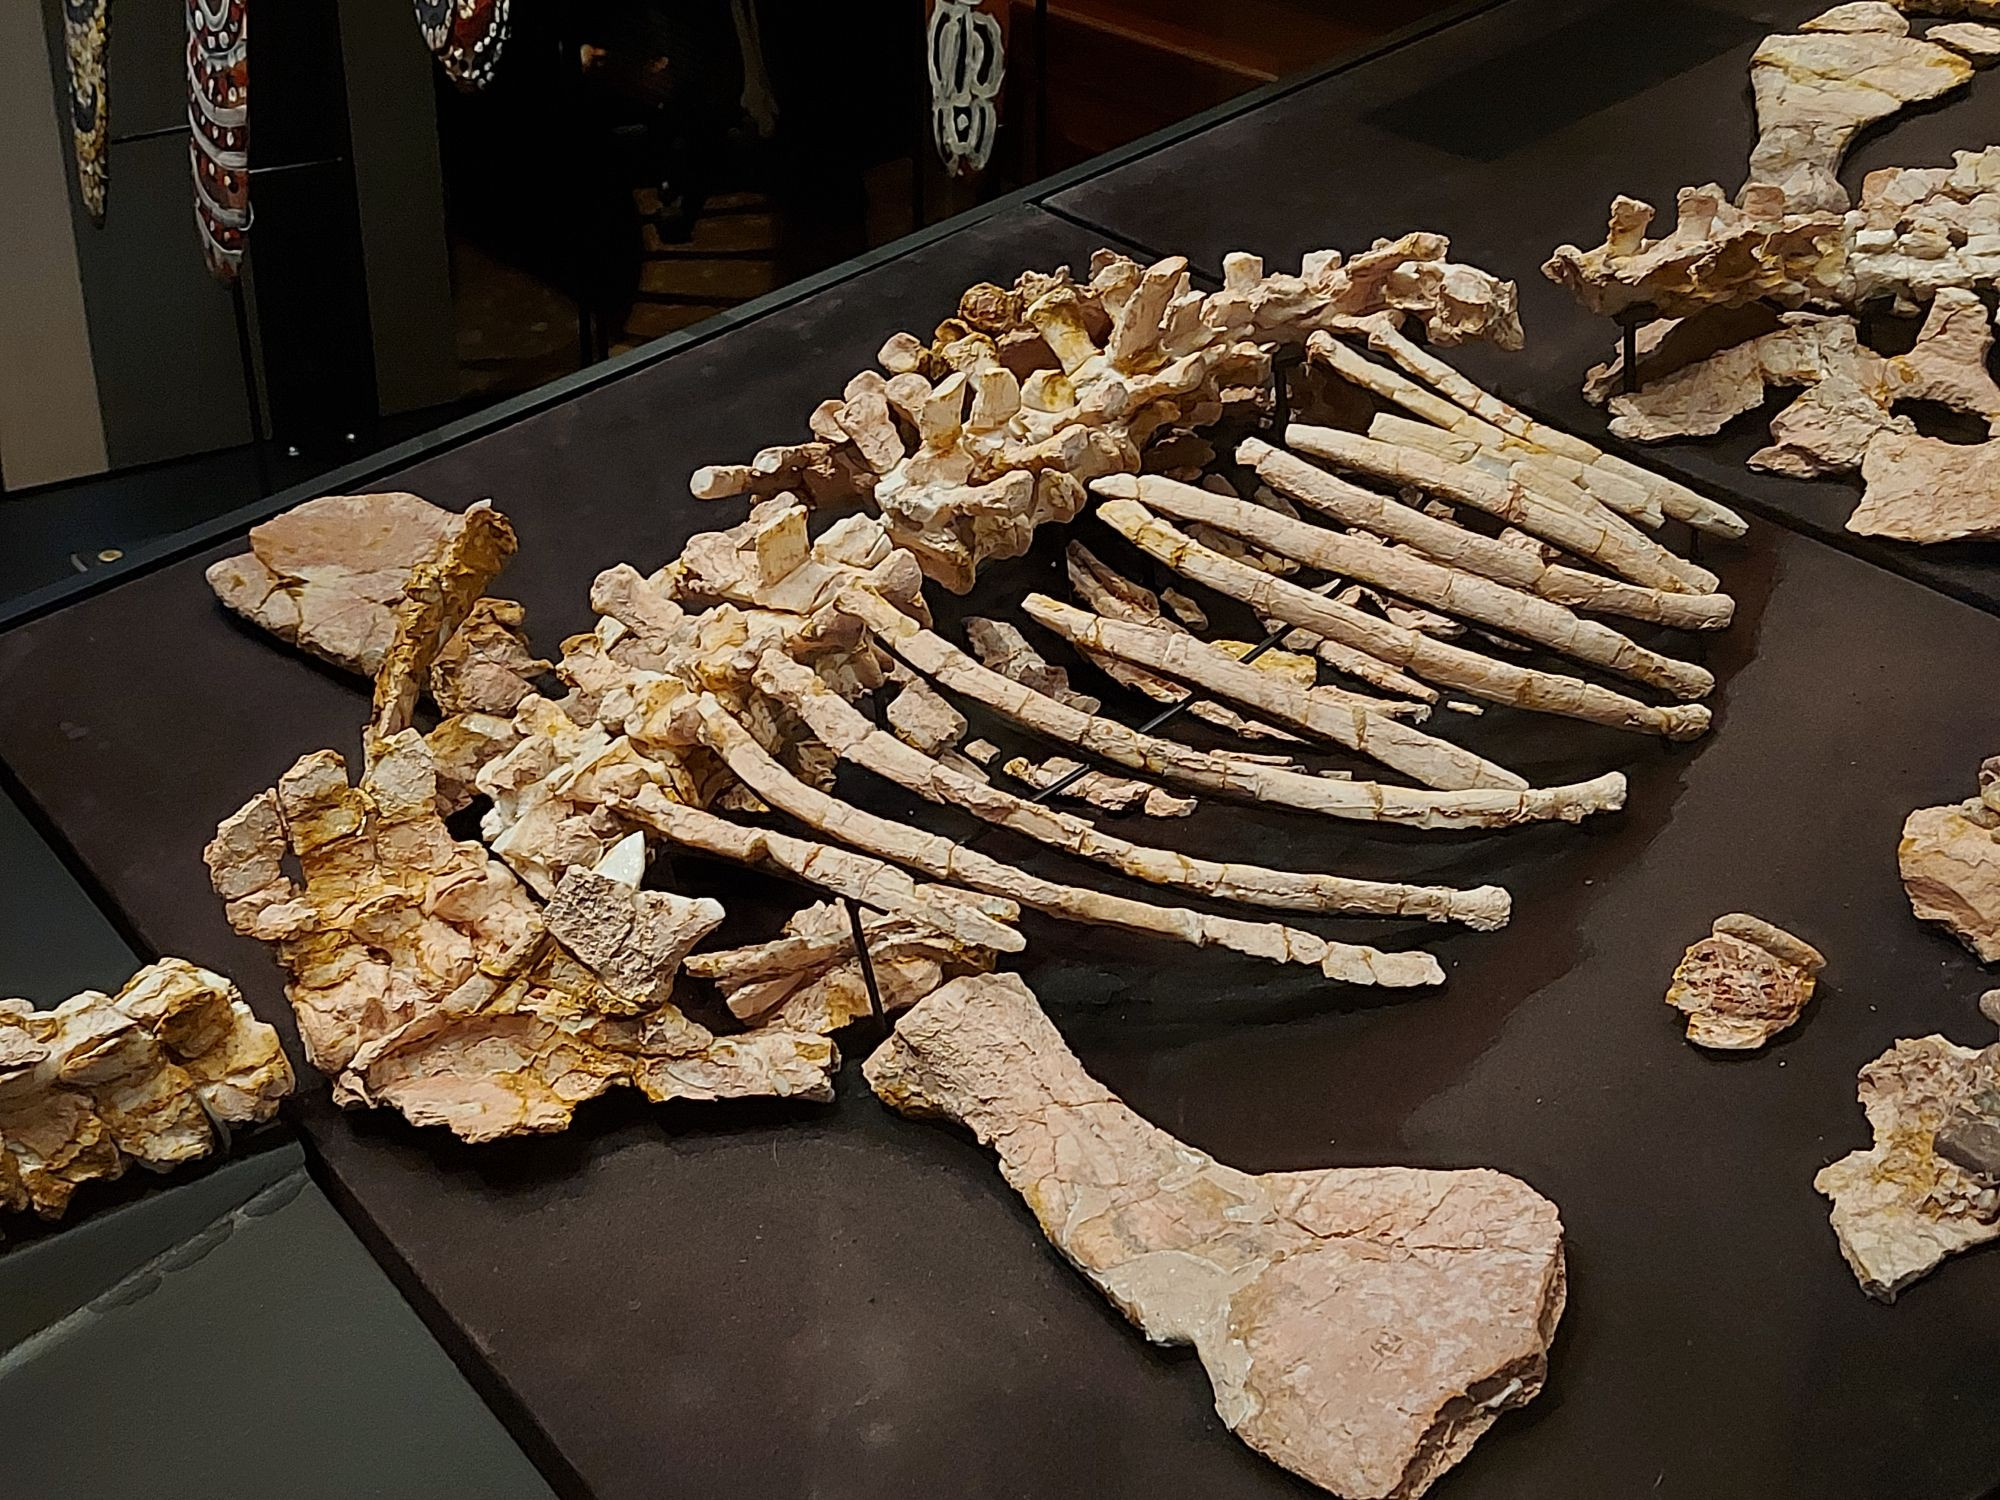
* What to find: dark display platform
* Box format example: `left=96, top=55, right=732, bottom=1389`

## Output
left=7, top=10, right=2000, bottom=1500
left=1048, top=0, right=2000, bottom=617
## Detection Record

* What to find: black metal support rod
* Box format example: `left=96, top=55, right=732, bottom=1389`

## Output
left=1620, top=318, right=1639, bottom=395
left=844, top=896, right=891, bottom=1036
left=228, top=280, right=272, bottom=494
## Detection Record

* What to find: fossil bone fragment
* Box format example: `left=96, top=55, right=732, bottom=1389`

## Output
left=430, top=597, right=546, bottom=716
left=1285, top=425, right=1719, bottom=595
left=865, top=972, right=1566, bottom=1499
left=884, top=670, right=966, bottom=755
left=1816, top=1033, right=2000, bottom=1300
left=1101, top=473, right=1714, bottom=699
left=1743, top=17, right=1971, bottom=213
left=0, top=959, right=291, bottom=1221
left=1899, top=758, right=2000, bottom=960
left=963, top=617, right=1099, bottom=712
left=1927, top=20, right=2000, bottom=59
left=755, top=650, right=1509, bottom=928
left=1021, top=593, right=1525, bottom=792
left=1849, top=429, right=2000, bottom=541
left=1665, top=914, right=1826, bottom=1050
left=1098, top=501, right=1713, bottom=741
left=1242, top=440, right=1735, bottom=631
left=689, top=898, right=998, bottom=1034
left=839, top=586, right=1628, bottom=829
left=206, top=491, right=479, bottom=674
left=204, top=734, right=837, bottom=1141
left=691, top=694, right=1443, bottom=987
left=992, top=754, right=1196, bottom=817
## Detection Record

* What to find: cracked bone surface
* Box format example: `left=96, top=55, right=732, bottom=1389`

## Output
left=691, top=242, right=1522, bottom=591
left=691, top=693, right=1444, bottom=987
left=1665, top=914, right=1826, bottom=1050
left=204, top=737, right=837, bottom=1142
left=1817, top=1033, right=2000, bottom=1300
left=1241, top=439, right=1735, bottom=632
left=1021, top=591, right=1526, bottom=791
left=839, top=586, right=1628, bottom=829
left=206, top=491, right=532, bottom=677
left=0, top=959, right=291, bottom=1220
left=755, top=649, right=1510, bottom=929
left=1098, top=500, right=1713, bottom=741
left=864, top=972, right=1567, bottom=1499
left=1899, top=758, right=2000, bottom=960
left=1100, top=473, right=1715, bottom=699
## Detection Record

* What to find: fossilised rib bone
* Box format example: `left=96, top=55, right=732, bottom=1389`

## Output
left=204, top=733, right=837, bottom=1141
left=206, top=491, right=473, bottom=675
left=692, top=694, right=1443, bottom=987
left=1334, top=315, right=1749, bottom=539
left=1743, top=17, right=1971, bottom=213
left=1021, top=592, right=1524, bottom=792
left=963, top=616, right=1100, bottom=712
left=689, top=898, right=998, bottom=1034
left=1899, top=758, right=2000, bottom=960
left=992, top=754, right=1197, bottom=817
left=1665, top=913, right=1826, bottom=1050
left=865, top=972, right=1566, bottom=1499
left=884, top=670, right=966, bottom=755
left=1243, top=439, right=1735, bottom=632
left=1098, top=500, right=1713, bottom=741
left=615, top=784, right=1025, bottom=954
left=1816, top=1033, right=2000, bottom=1300
left=1286, top=424, right=1719, bottom=595
left=1101, top=473, right=1715, bottom=700
left=0, top=958, right=291, bottom=1221
left=839, top=585, right=1628, bottom=829
left=755, top=650, right=1510, bottom=929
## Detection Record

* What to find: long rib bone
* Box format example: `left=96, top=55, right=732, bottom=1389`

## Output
left=1242, top=439, right=1734, bottom=631
left=840, top=586, right=1628, bottom=828
left=1286, top=425, right=1720, bottom=595
left=755, top=650, right=1510, bottom=929
left=1099, top=500, right=1712, bottom=740
left=1099, top=474, right=1714, bottom=699
left=1020, top=595, right=1523, bottom=791
left=1336, top=321, right=1748, bottom=538
left=691, top=694, right=1444, bottom=987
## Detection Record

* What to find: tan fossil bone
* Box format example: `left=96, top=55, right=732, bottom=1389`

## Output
left=865, top=972, right=1566, bottom=1500
left=1743, top=15, right=1972, bottom=213
left=691, top=242, right=1524, bottom=592
left=690, top=693, right=1443, bottom=987
left=1319, top=320, right=1750, bottom=537
left=974, top=746, right=1198, bottom=818
left=1097, top=500, right=1713, bottom=741
left=754, top=649, right=1510, bottom=929
left=204, top=734, right=836, bottom=1141
left=1100, top=473, right=1714, bottom=699
left=1285, top=424, right=1719, bottom=595
left=1816, top=1033, right=2000, bottom=1300
left=0, top=959, right=291, bottom=1221
left=838, top=585, right=1628, bottom=829
left=1242, top=439, right=1735, bottom=631
left=1020, top=593, right=1524, bottom=791
left=1899, top=757, right=2000, bottom=960
left=1665, top=913, right=1826, bottom=1050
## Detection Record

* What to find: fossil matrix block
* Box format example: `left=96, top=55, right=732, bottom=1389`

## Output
left=1817, top=1034, right=2000, bottom=1299
left=1666, top=913, right=1825, bottom=1050
left=1900, top=759, right=2000, bottom=960
left=865, top=972, right=1565, bottom=1499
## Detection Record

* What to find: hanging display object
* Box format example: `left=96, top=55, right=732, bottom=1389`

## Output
left=186, top=0, right=248, bottom=282
left=927, top=0, right=1003, bottom=175
left=411, top=0, right=511, bottom=91
left=61, top=0, right=110, bottom=224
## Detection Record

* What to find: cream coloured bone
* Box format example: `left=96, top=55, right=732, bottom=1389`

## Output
left=1286, top=425, right=1719, bottom=594
left=691, top=694, right=1444, bottom=987
left=1665, top=913, right=1825, bottom=1050
left=1102, top=473, right=1714, bottom=699
left=1899, top=758, right=2000, bottom=959
left=1020, top=593, right=1524, bottom=792
left=1243, top=439, right=1734, bottom=630
left=755, top=650, right=1510, bottom=929
left=838, top=585, right=1628, bottom=829
left=1098, top=500, right=1712, bottom=740
left=865, top=973, right=1566, bottom=1500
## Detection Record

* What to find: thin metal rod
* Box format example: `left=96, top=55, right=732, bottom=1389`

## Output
left=1620, top=318, right=1639, bottom=395
left=228, top=280, right=272, bottom=493
left=844, top=896, right=891, bottom=1036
